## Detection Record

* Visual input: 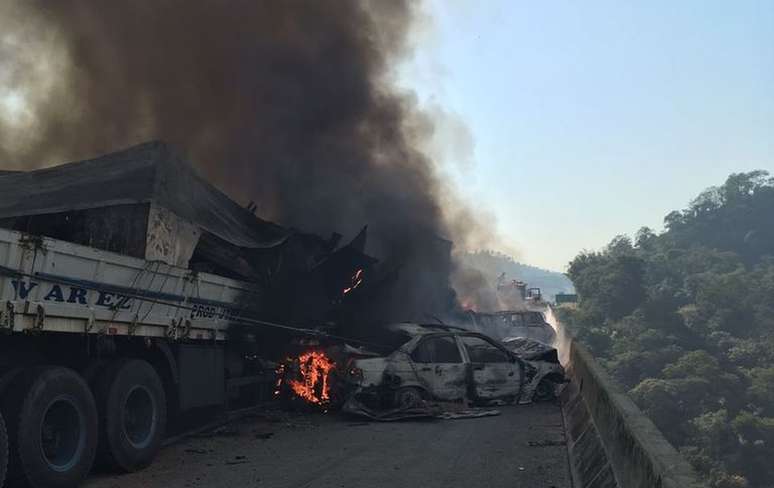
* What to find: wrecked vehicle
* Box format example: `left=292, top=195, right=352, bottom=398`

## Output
left=0, top=142, right=379, bottom=487
left=345, top=324, right=565, bottom=415
left=466, top=310, right=557, bottom=344
left=501, top=337, right=566, bottom=401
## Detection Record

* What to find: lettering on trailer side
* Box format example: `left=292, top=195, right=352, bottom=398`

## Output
left=67, top=287, right=88, bottom=304
left=96, top=291, right=114, bottom=307
left=114, top=296, right=134, bottom=310
left=43, top=285, right=65, bottom=302
left=189, top=303, right=239, bottom=320
left=10, top=280, right=37, bottom=299
left=8, top=280, right=133, bottom=310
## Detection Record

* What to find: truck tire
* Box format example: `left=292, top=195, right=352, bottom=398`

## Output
left=95, top=359, right=167, bottom=472
left=1, top=366, right=98, bottom=488
left=0, top=411, right=7, bottom=488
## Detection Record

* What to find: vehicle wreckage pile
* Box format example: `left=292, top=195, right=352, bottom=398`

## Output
left=274, top=319, right=566, bottom=421
left=0, top=141, right=569, bottom=488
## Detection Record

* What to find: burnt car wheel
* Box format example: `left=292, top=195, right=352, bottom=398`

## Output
left=533, top=379, right=556, bottom=401
left=1, top=366, right=98, bottom=488
left=394, top=387, right=426, bottom=408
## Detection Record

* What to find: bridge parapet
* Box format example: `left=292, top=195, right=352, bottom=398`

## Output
left=554, top=310, right=707, bottom=488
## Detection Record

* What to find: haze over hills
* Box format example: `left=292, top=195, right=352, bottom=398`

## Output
left=458, top=250, right=575, bottom=301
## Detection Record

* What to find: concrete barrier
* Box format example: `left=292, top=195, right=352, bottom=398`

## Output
left=559, top=329, right=707, bottom=487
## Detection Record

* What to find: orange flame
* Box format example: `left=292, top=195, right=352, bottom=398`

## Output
left=279, top=351, right=336, bottom=405
left=343, top=268, right=364, bottom=295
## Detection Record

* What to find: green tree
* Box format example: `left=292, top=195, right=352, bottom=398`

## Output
left=562, top=169, right=774, bottom=486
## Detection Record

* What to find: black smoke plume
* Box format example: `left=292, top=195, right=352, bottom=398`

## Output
left=0, top=1, right=492, bottom=322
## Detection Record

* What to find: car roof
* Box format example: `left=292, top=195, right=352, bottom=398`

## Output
left=387, top=322, right=469, bottom=336
left=479, top=310, right=542, bottom=316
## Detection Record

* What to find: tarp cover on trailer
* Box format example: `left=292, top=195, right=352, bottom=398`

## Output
left=0, top=141, right=289, bottom=249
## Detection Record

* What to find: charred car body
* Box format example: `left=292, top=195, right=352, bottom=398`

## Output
left=501, top=336, right=565, bottom=401
left=465, top=310, right=557, bottom=344
left=345, top=324, right=565, bottom=412
left=0, top=142, right=379, bottom=488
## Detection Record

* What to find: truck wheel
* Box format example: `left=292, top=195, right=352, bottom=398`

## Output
left=1, top=366, right=98, bottom=488
left=0, top=411, right=7, bottom=488
left=96, top=359, right=167, bottom=472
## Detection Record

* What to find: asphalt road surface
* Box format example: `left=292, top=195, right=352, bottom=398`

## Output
left=84, top=403, right=571, bottom=488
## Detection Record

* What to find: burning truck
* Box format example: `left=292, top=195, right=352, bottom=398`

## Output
left=0, top=142, right=379, bottom=488
left=0, top=141, right=565, bottom=487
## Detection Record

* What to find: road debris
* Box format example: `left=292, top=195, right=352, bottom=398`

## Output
left=194, top=426, right=240, bottom=438
left=184, top=448, right=210, bottom=455
left=438, top=409, right=501, bottom=420
left=527, top=439, right=565, bottom=447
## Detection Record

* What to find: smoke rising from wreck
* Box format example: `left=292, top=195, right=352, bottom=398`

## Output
left=0, top=0, right=502, bottom=320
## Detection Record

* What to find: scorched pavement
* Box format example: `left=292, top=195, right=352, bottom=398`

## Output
left=84, top=403, right=570, bottom=488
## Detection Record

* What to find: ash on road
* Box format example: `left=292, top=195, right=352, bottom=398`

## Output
left=84, top=403, right=570, bottom=488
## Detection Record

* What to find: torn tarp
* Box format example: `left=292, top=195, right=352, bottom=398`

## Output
left=0, top=141, right=290, bottom=249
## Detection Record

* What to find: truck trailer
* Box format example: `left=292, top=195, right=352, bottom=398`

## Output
left=0, top=142, right=371, bottom=488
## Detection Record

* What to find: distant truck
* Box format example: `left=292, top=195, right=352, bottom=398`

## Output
left=0, top=142, right=369, bottom=488
left=526, top=287, right=542, bottom=303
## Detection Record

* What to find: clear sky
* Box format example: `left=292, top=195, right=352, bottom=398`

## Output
left=399, top=0, right=774, bottom=272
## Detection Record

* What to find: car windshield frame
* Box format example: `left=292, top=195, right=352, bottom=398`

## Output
left=457, top=333, right=514, bottom=364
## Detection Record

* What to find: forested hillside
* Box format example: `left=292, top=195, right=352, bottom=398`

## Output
left=559, top=171, right=774, bottom=488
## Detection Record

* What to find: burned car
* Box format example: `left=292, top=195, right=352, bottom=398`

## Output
left=466, top=310, right=557, bottom=344
left=501, top=336, right=566, bottom=401
left=345, top=324, right=565, bottom=412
